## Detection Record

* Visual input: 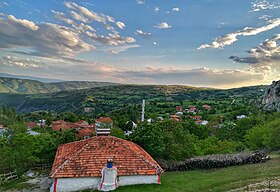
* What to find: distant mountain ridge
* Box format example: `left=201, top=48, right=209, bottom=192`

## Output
left=0, top=73, right=63, bottom=83
left=0, top=77, right=119, bottom=94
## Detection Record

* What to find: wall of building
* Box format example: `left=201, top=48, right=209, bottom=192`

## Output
left=49, top=177, right=99, bottom=192
left=118, top=175, right=159, bottom=186
left=49, top=175, right=159, bottom=192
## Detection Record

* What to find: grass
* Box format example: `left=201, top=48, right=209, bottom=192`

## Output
left=112, top=155, right=280, bottom=192
left=0, top=177, right=35, bottom=191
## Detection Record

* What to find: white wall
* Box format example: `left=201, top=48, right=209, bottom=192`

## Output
left=118, top=175, right=158, bottom=186
left=50, top=175, right=159, bottom=192
left=49, top=177, right=99, bottom=192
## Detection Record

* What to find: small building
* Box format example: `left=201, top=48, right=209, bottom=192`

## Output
left=51, top=120, right=71, bottom=131
left=195, top=120, right=209, bottom=125
left=187, top=106, right=197, bottom=114
left=176, top=106, right=183, bottom=112
left=202, top=104, right=212, bottom=110
left=27, top=128, right=41, bottom=136
left=95, top=117, right=113, bottom=136
left=190, top=115, right=202, bottom=120
left=26, top=122, right=38, bottom=129
left=236, top=115, right=248, bottom=120
left=76, top=127, right=95, bottom=139
left=50, top=136, right=163, bottom=192
left=170, top=114, right=180, bottom=122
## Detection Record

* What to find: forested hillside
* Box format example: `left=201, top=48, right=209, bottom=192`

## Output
left=0, top=77, right=118, bottom=94
left=0, top=84, right=267, bottom=114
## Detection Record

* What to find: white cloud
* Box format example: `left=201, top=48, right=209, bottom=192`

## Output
left=1, top=56, right=47, bottom=68
left=70, top=11, right=89, bottom=23
left=154, top=22, right=171, bottom=29
left=52, top=10, right=74, bottom=25
left=104, top=44, right=140, bottom=54
left=117, top=66, right=264, bottom=88
left=154, top=7, right=160, bottom=13
left=136, top=0, right=145, bottom=5
left=172, top=7, right=180, bottom=12
left=198, top=18, right=280, bottom=49
left=251, top=0, right=280, bottom=12
left=229, top=34, right=280, bottom=82
left=230, top=34, right=280, bottom=63
left=135, top=29, right=152, bottom=37
left=116, top=21, right=125, bottom=29
left=0, top=14, right=94, bottom=58
left=7, top=15, right=39, bottom=31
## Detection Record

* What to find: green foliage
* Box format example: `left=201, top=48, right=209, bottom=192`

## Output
left=110, top=128, right=126, bottom=139
left=246, top=118, right=280, bottom=150
left=197, top=137, right=245, bottom=155
left=131, top=120, right=198, bottom=160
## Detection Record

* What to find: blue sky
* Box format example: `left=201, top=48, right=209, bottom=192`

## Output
left=0, top=0, right=279, bottom=88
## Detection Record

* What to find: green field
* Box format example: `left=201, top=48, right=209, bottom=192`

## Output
left=112, top=155, right=280, bottom=192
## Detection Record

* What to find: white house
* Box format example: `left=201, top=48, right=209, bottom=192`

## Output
left=50, top=136, right=163, bottom=192
left=95, top=117, right=113, bottom=135
left=236, top=115, right=248, bottom=120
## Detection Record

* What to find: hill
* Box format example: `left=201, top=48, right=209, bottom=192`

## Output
left=0, top=73, right=63, bottom=83
left=0, top=84, right=267, bottom=114
left=258, top=80, right=280, bottom=112
left=0, top=77, right=118, bottom=94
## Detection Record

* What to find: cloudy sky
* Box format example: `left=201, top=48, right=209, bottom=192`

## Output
left=0, top=0, right=279, bottom=88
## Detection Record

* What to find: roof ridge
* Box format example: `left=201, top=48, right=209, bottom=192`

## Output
left=50, top=138, right=93, bottom=177
left=115, top=137, right=160, bottom=172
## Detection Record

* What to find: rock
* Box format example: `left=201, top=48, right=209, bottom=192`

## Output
left=258, top=80, right=280, bottom=112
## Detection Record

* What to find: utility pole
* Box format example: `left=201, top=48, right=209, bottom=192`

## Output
left=141, top=99, right=145, bottom=122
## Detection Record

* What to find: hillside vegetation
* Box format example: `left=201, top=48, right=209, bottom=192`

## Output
left=0, top=83, right=267, bottom=114
left=0, top=77, right=118, bottom=94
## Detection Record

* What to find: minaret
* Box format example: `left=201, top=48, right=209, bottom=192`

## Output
left=141, top=99, right=145, bottom=122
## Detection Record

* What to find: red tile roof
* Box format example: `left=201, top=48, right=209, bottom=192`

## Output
left=52, top=120, right=67, bottom=125
left=52, top=124, right=71, bottom=131
left=50, top=136, right=163, bottom=178
left=26, top=122, right=37, bottom=128
left=76, top=128, right=95, bottom=138
left=96, top=117, right=113, bottom=123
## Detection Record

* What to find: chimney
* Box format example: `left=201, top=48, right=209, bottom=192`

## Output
left=107, top=158, right=113, bottom=168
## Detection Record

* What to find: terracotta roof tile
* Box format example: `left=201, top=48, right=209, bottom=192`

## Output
left=50, top=136, right=163, bottom=178
left=96, top=117, right=113, bottom=123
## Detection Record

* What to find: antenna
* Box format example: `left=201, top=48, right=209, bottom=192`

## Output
left=141, top=99, right=145, bottom=122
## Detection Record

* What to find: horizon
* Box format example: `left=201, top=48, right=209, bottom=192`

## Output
left=0, top=0, right=280, bottom=88
left=0, top=72, right=272, bottom=90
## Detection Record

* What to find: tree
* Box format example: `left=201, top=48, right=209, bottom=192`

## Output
left=131, top=120, right=198, bottom=160
left=110, top=128, right=125, bottom=139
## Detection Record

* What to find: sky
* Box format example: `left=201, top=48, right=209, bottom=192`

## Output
left=0, top=0, right=279, bottom=88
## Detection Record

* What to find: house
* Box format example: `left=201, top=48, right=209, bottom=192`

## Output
left=27, top=128, right=41, bottom=136
left=0, top=125, right=8, bottom=137
left=170, top=115, right=180, bottom=122
left=76, top=127, right=95, bottom=139
left=51, top=120, right=71, bottom=131
left=176, top=111, right=183, bottom=116
left=236, top=115, right=248, bottom=120
left=26, top=122, right=38, bottom=129
left=190, top=115, right=202, bottom=120
left=49, top=136, right=163, bottom=192
left=147, top=118, right=153, bottom=123
left=187, top=106, right=197, bottom=114
left=176, top=106, right=183, bottom=112
left=202, top=104, right=212, bottom=110
left=95, top=117, right=113, bottom=135
left=195, top=120, right=209, bottom=125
